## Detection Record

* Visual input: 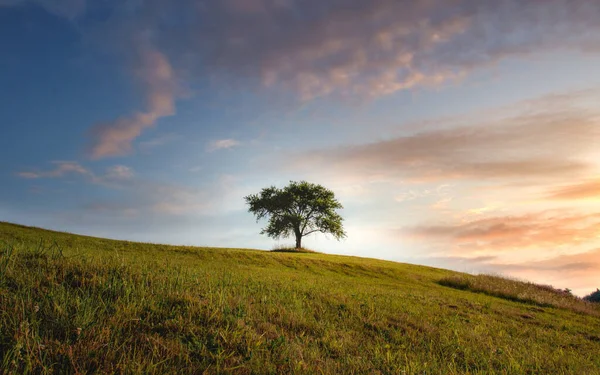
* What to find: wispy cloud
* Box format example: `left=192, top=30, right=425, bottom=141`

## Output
left=207, top=139, right=241, bottom=152
left=422, top=249, right=600, bottom=296
left=17, top=161, right=91, bottom=179
left=17, top=162, right=134, bottom=186
left=403, top=211, right=600, bottom=253
left=546, top=179, right=600, bottom=200
left=295, top=110, right=598, bottom=186
left=104, top=165, right=134, bottom=180
left=87, top=45, right=178, bottom=159
left=16, top=162, right=236, bottom=217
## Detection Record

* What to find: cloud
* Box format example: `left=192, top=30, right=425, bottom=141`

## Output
left=175, top=0, right=600, bottom=99
left=12, top=0, right=600, bottom=101
left=403, top=211, right=600, bottom=252
left=291, top=93, right=600, bottom=185
left=6, top=0, right=600, bottom=158
left=87, top=45, right=178, bottom=159
left=16, top=161, right=238, bottom=217
left=395, top=184, right=452, bottom=203
left=17, top=161, right=91, bottom=179
left=505, top=249, right=600, bottom=273
left=546, top=179, right=600, bottom=200
left=17, top=162, right=134, bottom=186
left=421, top=249, right=600, bottom=296
left=104, top=165, right=134, bottom=180
left=207, top=139, right=241, bottom=152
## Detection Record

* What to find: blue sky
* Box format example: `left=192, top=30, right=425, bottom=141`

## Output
left=2, top=0, right=600, bottom=296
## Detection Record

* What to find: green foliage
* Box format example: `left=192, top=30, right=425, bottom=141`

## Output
left=1, top=222, right=600, bottom=374
left=584, top=289, right=600, bottom=303
left=245, top=181, right=346, bottom=248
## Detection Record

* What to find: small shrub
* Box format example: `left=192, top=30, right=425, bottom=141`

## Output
left=270, top=245, right=319, bottom=254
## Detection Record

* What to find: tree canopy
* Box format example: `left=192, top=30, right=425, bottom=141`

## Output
left=244, top=181, right=346, bottom=249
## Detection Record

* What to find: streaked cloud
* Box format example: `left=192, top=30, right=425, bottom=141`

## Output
left=403, top=211, right=600, bottom=252
left=546, top=179, right=600, bottom=200
left=16, top=162, right=239, bottom=217
left=104, top=165, right=134, bottom=180
left=87, top=45, right=178, bottom=159
left=17, top=161, right=90, bottom=179
left=395, top=184, right=452, bottom=203
left=17, top=162, right=133, bottom=186
left=207, top=139, right=241, bottom=152
left=423, top=249, right=600, bottom=296
left=294, top=96, right=599, bottom=185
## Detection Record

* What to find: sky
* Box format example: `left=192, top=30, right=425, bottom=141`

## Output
left=1, top=0, right=600, bottom=296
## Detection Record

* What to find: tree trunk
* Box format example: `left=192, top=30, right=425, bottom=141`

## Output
left=295, top=230, right=302, bottom=249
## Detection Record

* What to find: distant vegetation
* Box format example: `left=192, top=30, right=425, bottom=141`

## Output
left=1, top=222, right=599, bottom=374
left=438, top=274, right=599, bottom=316
left=585, top=289, right=600, bottom=303
left=270, top=245, right=320, bottom=254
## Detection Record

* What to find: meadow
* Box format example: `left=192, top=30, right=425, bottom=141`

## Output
left=0, top=221, right=599, bottom=374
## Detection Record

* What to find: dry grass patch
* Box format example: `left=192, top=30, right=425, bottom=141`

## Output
left=439, top=274, right=600, bottom=316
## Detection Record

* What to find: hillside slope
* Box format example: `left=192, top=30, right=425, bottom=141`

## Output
left=0, top=222, right=599, bottom=374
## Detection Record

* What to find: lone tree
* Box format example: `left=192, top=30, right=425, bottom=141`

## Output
left=244, top=181, right=346, bottom=249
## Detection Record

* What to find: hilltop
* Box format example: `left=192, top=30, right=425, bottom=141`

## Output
left=0, top=221, right=599, bottom=374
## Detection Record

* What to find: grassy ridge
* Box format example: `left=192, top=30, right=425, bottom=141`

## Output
left=0, top=222, right=599, bottom=374
left=439, top=274, right=599, bottom=316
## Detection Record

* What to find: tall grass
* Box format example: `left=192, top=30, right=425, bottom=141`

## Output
left=1, top=222, right=600, bottom=374
left=438, top=274, right=599, bottom=316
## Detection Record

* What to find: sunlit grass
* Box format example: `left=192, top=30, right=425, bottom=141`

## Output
left=1, top=222, right=599, bottom=374
left=438, top=274, right=599, bottom=316
left=270, top=244, right=320, bottom=253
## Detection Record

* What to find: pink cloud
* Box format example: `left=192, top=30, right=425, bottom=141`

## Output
left=547, top=179, right=600, bottom=200
left=87, top=46, right=178, bottom=159
left=404, top=212, right=600, bottom=252
left=185, top=0, right=600, bottom=99
left=422, top=249, right=600, bottom=296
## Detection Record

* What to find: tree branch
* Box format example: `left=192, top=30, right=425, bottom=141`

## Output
left=302, top=229, right=323, bottom=237
left=300, top=207, right=317, bottom=234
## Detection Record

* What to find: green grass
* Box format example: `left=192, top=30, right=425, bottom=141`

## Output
left=0, top=221, right=599, bottom=374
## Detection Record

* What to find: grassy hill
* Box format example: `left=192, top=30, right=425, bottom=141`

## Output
left=0, top=222, right=599, bottom=374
